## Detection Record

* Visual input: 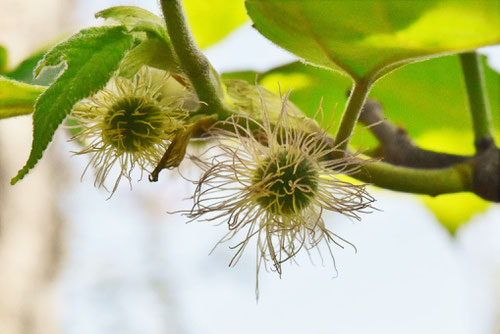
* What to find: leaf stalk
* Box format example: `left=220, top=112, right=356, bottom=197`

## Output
left=459, top=51, right=494, bottom=150
left=333, top=80, right=371, bottom=156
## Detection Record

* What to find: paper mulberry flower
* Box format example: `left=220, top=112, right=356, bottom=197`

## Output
left=70, top=67, right=191, bottom=193
left=186, top=92, right=375, bottom=291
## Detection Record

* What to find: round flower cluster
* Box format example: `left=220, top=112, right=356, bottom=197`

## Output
left=186, top=92, right=374, bottom=292
left=70, top=68, right=193, bottom=194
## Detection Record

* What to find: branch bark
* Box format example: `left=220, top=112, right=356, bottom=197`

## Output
left=358, top=98, right=470, bottom=168
left=357, top=98, right=499, bottom=202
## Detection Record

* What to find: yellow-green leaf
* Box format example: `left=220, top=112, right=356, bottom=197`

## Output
left=415, top=129, right=492, bottom=233
left=119, top=37, right=180, bottom=78
left=96, top=6, right=169, bottom=42
left=245, top=0, right=500, bottom=83
left=0, top=76, right=45, bottom=119
left=421, top=193, right=490, bottom=234
left=184, top=0, right=248, bottom=49
left=0, top=45, right=7, bottom=74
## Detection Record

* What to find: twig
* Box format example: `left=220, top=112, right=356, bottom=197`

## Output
left=358, top=98, right=470, bottom=168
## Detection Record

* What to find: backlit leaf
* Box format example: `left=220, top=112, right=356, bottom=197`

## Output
left=119, top=37, right=179, bottom=78
left=421, top=193, right=490, bottom=234
left=416, top=129, right=492, bottom=233
left=0, top=45, right=7, bottom=74
left=245, top=0, right=500, bottom=83
left=96, top=6, right=169, bottom=42
left=184, top=0, right=248, bottom=49
left=0, top=76, right=45, bottom=119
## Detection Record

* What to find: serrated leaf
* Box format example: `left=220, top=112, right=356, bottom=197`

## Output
left=245, top=0, right=500, bottom=83
left=6, top=49, right=61, bottom=85
left=119, top=37, right=179, bottom=78
left=11, top=26, right=133, bottom=185
left=0, top=45, right=7, bottom=74
left=96, top=6, right=169, bottom=42
left=184, top=0, right=248, bottom=49
left=0, top=76, right=45, bottom=119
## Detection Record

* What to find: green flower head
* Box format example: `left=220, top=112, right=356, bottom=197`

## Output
left=186, top=92, right=375, bottom=295
left=70, top=67, right=193, bottom=194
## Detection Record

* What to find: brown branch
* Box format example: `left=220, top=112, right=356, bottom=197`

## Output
left=358, top=98, right=500, bottom=202
left=472, top=141, right=500, bottom=201
left=358, top=98, right=470, bottom=168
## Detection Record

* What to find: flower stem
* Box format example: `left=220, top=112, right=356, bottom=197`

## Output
left=459, top=51, right=494, bottom=150
left=160, top=0, right=230, bottom=118
left=333, top=80, right=371, bottom=157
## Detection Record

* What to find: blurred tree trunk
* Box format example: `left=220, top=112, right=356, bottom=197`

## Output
left=0, top=0, right=75, bottom=333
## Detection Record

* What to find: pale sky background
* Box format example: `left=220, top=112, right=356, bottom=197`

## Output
left=15, top=0, right=500, bottom=333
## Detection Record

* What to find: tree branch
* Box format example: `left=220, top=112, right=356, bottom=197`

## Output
left=356, top=97, right=499, bottom=201
left=353, top=158, right=474, bottom=197
left=351, top=144, right=498, bottom=202
left=358, top=98, right=470, bottom=168
left=471, top=141, right=500, bottom=201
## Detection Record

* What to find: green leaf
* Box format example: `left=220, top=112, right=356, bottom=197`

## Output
left=224, top=78, right=313, bottom=127
left=11, top=26, right=134, bottom=185
left=245, top=0, right=500, bottom=83
left=6, top=49, right=61, bottom=85
left=421, top=193, right=490, bottom=234
left=7, top=50, right=44, bottom=82
left=96, top=6, right=169, bottom=42
left=225, top=54, right=500, bottom=149
left=222, top=70, right=259, bottom=84
left=119, top=37, right=179, bottom=78
left=184, top=0, right=248, bottom=49
left=376, top=55, right=500, bottom=144
left=0, top=45, right=7, bottom=74
left=416, top=129, right=491, bottom=232
left=0, top=76, right=45, bottom=119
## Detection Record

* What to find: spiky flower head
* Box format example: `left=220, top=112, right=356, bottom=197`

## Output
left=186, top=91, right=375, bottom=292
left=70, top=67, right=193, bottom=193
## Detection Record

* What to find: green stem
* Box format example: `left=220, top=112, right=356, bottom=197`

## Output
left=334, top=80, right=371, bottom=156
left=160, top=0, right=230, bottom=118
left=353, top=158, right=474, bottom=197
left=459, top=51, right=494, bottom=149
